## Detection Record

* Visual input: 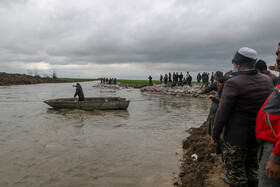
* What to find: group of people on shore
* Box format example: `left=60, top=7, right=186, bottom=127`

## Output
left=198, top=43, right=280, bottom=187
left=197, top=72, right=216, bottom=89
left=100, top=77, right=117, bottom=85
left=156, top=71, right=218, bottom=88
left=158, top=72, right=193, bottom=86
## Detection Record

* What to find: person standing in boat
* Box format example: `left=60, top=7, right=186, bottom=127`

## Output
left=73, top=83, right=84, bottom=101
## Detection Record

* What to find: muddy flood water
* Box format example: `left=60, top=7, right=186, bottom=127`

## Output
left=0, top=81, right=211, bottom=187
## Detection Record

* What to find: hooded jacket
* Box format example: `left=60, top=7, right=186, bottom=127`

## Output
left=256, top=84, right=280, bottom=163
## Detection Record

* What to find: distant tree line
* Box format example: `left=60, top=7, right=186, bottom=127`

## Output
left=27, top=68, right=57, bottom=79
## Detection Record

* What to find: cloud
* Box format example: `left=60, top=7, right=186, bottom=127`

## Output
left=0, top=0, right=280, bottom=79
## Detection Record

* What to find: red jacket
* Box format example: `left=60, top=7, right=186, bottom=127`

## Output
left=256, top=84, right=280, bottom=159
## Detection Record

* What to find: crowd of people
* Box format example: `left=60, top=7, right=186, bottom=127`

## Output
left=155, top=71, right=219, bottom=89
left=157, top=72, right=193, bottom=86
left=202, top=44, right=280, bottom=187
left=163, top=43, right=280, bottom=187
left=71, top=43, right=280, bottom=187
left=100, top=77, right=117, bottom=85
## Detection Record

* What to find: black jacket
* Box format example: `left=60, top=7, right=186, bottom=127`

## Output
left=74, top=85, right=84, bottom=101
left=212, top=69, right=274, bottom=146
left=202, top=82, right=217, bottom=94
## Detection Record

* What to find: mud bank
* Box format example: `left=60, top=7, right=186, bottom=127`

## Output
left=0, top=72, right=65, bottom=86
left=174, top=121, right=227, bottom=187
left=117, top=83, right=146, bottom=88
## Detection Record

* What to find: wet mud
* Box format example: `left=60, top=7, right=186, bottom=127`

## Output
left=174, top=120, right=227, bottom=187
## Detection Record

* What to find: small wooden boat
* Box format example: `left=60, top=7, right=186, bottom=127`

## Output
left=44, top=97, right=130, bottom=110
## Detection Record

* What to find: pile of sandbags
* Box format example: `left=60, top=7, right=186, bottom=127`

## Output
left=140, top=84, right=204, bottom=97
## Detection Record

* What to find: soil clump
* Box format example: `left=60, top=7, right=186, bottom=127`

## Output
left=0, top=72, right=65, bottom=86
left=174, top=120, right=227, bottom=187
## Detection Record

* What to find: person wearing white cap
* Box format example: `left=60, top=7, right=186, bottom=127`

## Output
left=211, top=47, right=274, bottom=187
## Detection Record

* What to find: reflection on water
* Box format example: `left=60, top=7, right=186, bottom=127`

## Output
left=47, top=108, right=130, bottom=118
left=0, top=82, right=211, bottom=187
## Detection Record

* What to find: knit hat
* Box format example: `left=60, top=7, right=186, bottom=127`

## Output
left=255, top=60, right=267, bottom=71
left=232, top=47, right=257, bottom=66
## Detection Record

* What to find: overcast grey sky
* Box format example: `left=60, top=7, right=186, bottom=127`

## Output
left=0, top=0, right=279, bottom=79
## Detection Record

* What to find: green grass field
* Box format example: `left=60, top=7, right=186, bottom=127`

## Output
left=117, top=79, right=160, bottom=85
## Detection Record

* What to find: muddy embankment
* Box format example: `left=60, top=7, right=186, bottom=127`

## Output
left=117, top=83, right=146, bottom=88
left=174, top=120, right=227, bottom=187
left=0, top=72, right=65, bottom=86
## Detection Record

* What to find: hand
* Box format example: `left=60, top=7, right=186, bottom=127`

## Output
left=208, top=95, right=214, bottom=100
left=269, top=64, right=280, bottom=72
left=211, top=137, right=217, bottom=147
left=210, top=91, right=216, bottom=94
left=265, top=160, right=280, bottom=179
